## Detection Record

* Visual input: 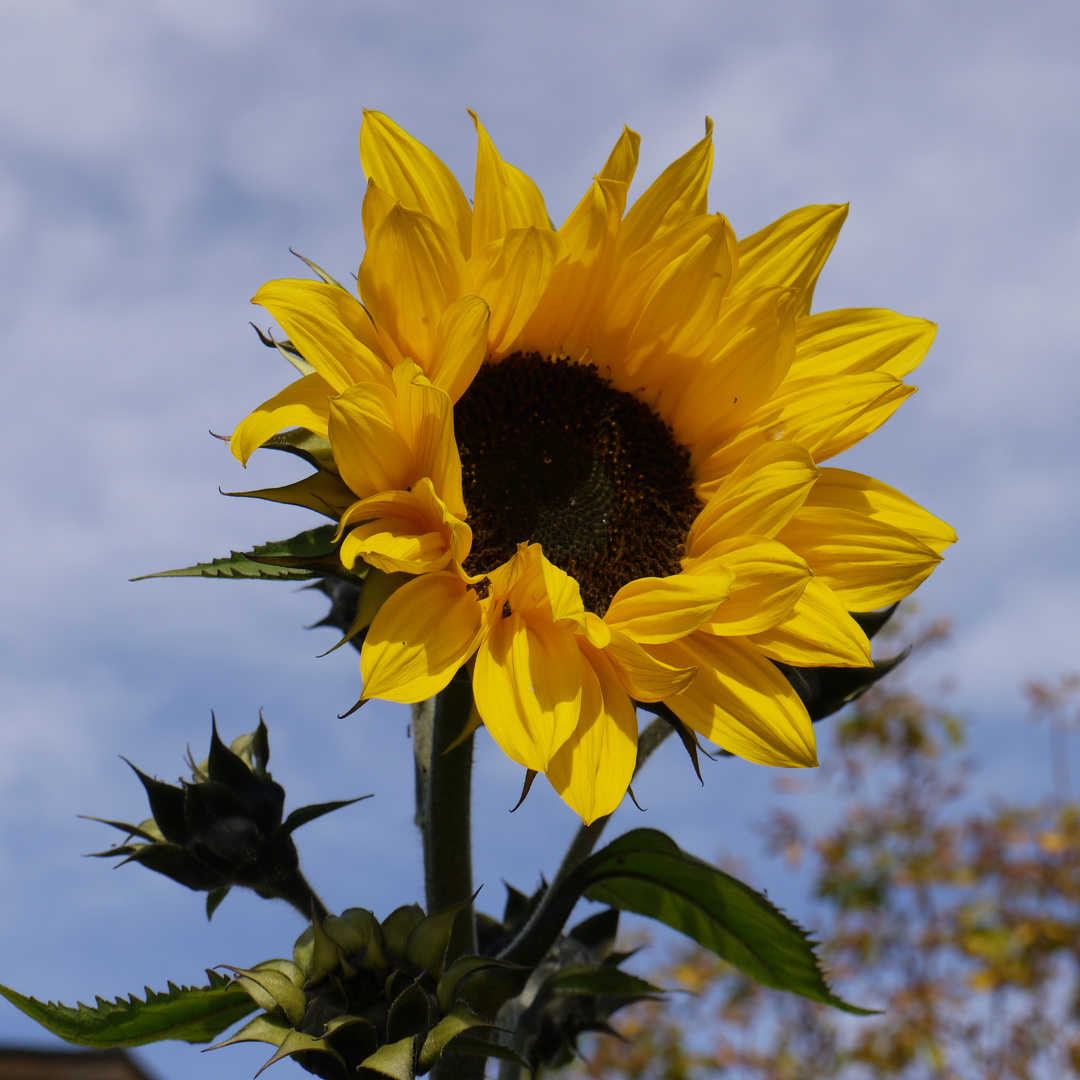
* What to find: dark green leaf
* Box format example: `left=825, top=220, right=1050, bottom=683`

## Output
left=125, top=764, right=188, bottom=843
left=361, top=1035, right=416, bottom=1080
left=567, top=908, right=619, bottom=958
left=206, top=887, right=231, bottom=920
left=541, top=965, right=663, bottom=998
left=581, top=829, right=873, bottom=1015
left=279, top=796, right=372, bottom=838
left=133, top=526, right=340, bottom=583
left=0, top=972, right=257, bottom=1047
left=119, top=844, right=224, bottom=891
left=445, top=1036, right=530, bottom=1071
left=256, top=428, right=337, bottom=474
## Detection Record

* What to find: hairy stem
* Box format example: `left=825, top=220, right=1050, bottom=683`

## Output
left=421, top=673, right=478, bottom=957
left=420, top=675, right=483, bottom=1080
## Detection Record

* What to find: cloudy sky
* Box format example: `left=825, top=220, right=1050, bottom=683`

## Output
left=2, top=1, right=1078, bottom=1077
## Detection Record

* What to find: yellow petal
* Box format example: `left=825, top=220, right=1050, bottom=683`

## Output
left=777, top=506, right=942, bottom=611
left=360, top=110, right=473, bottom=257
left=487, top=543, right=589, bottom=634
left=337, top=479, right=471, bottom=574
left=592, top=219, right=710, bottom=366
left=326, top=364, right=463, bottom=515
left=361, top=176, right=397, bottom=241
left=604, top=569, right=733, bottom=644
left=389, top=360, right=465, bottom=517
left=732, top=204, right=848, bottom=318
left=547, top=644, right=637, bottom=824
left=539, top=555, right=587, bottom=627
left=605, top=629, right=697, bottom=702
left=525, top=178, right=626, bottom=354
left=695, top=373, right=915, bottom=485
left=359, top=204, right=467, bottom=365
left=747, top=577, right=871, bottom=667
left=651, top=635, right=817, bottom=767
left=689, top=537, right=812, bottom=636
left=791, top=308, right=936, bottom=380
left=252, top=279, right=390, bottom=393
left=360, top=572, right=482, bottom=703
left=663, top=286, right=796, bottom=454
left=618, top=118, right=713, bottom=256
left=686, top=442, right=819, bottom=554
left=469, top=111, right=551, bottom=252
left=473, top=610, right=582, bottom=772
left=598, top=125, right=641, bottom=185
left=468, top=226, right=568, bottom=357
left=622, top=216, right=737, bottom=376
left=805, top=469, right=956, bottom=554
left=328, top=382, right=413, bottom=498
left=427, top=296, right=490, bottom=404
left=230, top=372, right=333, bottom=466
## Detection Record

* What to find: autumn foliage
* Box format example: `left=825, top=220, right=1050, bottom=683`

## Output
left=576, top=622, right=1080, bottom=1079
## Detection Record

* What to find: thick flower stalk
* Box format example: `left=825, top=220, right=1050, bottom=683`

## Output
left=230, top=111, right=955, bottom=824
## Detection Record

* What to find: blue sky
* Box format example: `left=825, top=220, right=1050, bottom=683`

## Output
left=2, top=2, right=1079, bottom=1077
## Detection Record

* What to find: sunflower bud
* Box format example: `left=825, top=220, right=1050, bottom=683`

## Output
left=481, top=886, right=663, bottom=1072
left=88, top=715, right=367, bottom=918
left=214, top=903, right=533, bottom=1079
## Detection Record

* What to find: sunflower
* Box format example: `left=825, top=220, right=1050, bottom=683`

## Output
left=230, top=111, right=955, bottom=824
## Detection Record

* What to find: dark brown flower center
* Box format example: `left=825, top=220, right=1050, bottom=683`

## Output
left=454, top=353, right=700, bottom=615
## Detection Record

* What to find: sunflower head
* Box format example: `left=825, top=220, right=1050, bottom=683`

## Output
left=231, top=111, right=955, bottom=823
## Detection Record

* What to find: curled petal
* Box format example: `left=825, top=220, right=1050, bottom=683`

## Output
left=359, top=204, right=467, bottom=365
left=470, top=111, right=551, bottom=251
left=360, top=573, right=483, bottom=703
left=688, top=537, right=812, bottom=637
left=337, top=479, right=472, bottom=574
left=360, top=110, right=473, bottom=257
left=686, top=442, right=819, bottom=554
left=428, top=296, right=490, bottom=403
left=748, top=578, right=872, bottom=668
left=777, top=506, right=943, bottom=611
left=605, top=629, right=696, bottom=703
left=547, top=644, right=637, bottom=824
left=651, top=635, right=817, bottom=768
left=696, top=373, right=916, bottom=485
left=252, top=279, right=390, bottom=393
left=805, top=469, right=956, bottom=554
left=473, top=611, right=582, bottom=772
left=230, top=373, right=333, bottom=466
left=604, top=570, right=733, bottom=644
left=468, top=227, right=568, bottom=357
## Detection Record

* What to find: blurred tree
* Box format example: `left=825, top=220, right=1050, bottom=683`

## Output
left=573, top=619, right=1080, bottom=1079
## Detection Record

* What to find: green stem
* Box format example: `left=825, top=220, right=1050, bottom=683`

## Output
left=417, top=673, right=478, bottom=959
left=416, top=675, right=483, bottom=1080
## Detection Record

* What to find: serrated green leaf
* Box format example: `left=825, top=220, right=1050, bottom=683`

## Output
left=581, top=829, right=874, bottom=1015
left=0, top=974, right=257, bottom=1047
left=133, top=526, right=340, bottom=582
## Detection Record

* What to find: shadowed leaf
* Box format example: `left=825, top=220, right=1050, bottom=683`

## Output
left=581, top=829, right=873, bottom=1015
